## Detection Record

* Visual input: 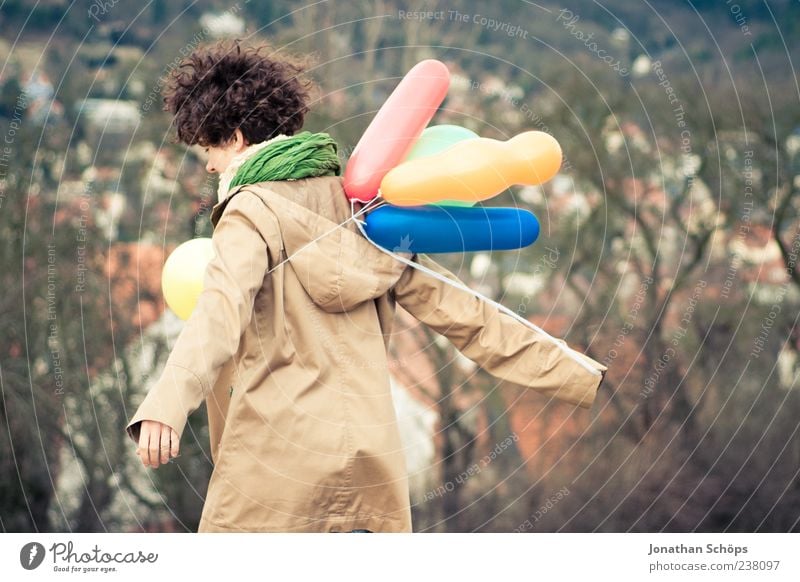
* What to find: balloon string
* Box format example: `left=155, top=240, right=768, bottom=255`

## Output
left=350, top=211, right=602, bottom=377
left=264, top=193, right=385, bottom=275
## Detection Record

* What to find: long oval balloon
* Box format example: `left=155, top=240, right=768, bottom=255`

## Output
left=343, top=59, right=450, bottom=203
left=380, top=131, right=562, bottom=206
left=364, top=205, right=539, bottom=254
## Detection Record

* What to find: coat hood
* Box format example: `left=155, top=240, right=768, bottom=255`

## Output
left=210, top=176, right=409, bottom=313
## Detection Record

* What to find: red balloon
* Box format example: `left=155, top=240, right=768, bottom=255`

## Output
left=343, top=59, right=450, bottom=202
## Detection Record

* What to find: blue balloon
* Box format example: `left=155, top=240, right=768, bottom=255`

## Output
left=364, top=204, right=540, bottom=254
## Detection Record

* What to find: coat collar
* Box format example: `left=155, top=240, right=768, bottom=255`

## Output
left=210, top=183, right=252, bottom=228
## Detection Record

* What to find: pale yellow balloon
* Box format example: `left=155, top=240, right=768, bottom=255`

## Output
left=161, top=238, right=215, bottom=320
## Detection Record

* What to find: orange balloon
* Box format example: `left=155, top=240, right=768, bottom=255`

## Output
left=380, top=131, right=563, bottom=206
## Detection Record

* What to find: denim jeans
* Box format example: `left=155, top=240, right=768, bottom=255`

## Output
left=349, top=529, right=372, bottom=533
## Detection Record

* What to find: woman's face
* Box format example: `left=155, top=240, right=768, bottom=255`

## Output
left=204, top=129, right=248, bottom=174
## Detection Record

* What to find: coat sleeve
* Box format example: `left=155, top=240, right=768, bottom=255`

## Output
left=391, top=253, right=607, bottom=409
left=124, top=191, right=274, bottom=445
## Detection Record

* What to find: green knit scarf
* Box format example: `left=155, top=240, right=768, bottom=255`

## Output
left=228, top=131, right=341, bottom=189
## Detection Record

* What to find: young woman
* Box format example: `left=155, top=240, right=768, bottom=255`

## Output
left=125, top=40, right=607, bottom=533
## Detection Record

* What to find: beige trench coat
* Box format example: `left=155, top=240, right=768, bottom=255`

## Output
left=125, top=176, right=607, bottom=532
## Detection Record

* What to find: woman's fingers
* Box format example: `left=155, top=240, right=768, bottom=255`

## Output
left=145, top=421, right=162, bottom=468
left=135, top=421, right=179, bottom=468
left=170, top=428, right=180, bottom=460
left=147, top=421, right=162, bottom=468
left=137, top=421, right=151, bottom=467
left=160, top=425, right=172, bottom=465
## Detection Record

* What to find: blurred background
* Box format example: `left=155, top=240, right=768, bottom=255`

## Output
left=1, top=0, right=799, bottom=533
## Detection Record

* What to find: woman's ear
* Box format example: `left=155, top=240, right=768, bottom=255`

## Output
left=232, top=128, right=248, bottom=152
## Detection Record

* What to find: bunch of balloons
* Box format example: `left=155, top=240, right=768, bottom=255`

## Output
left=344, top=59, right=563, bottom=254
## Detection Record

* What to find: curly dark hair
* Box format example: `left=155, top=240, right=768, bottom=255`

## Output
left=162, top=39, right=311, bottom=147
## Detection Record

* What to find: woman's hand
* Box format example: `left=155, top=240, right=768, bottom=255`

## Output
left=136, top=420, right=180, bottom=469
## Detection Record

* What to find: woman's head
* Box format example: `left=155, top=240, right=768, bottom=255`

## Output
left=162, top=39, right=311, bottom=167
